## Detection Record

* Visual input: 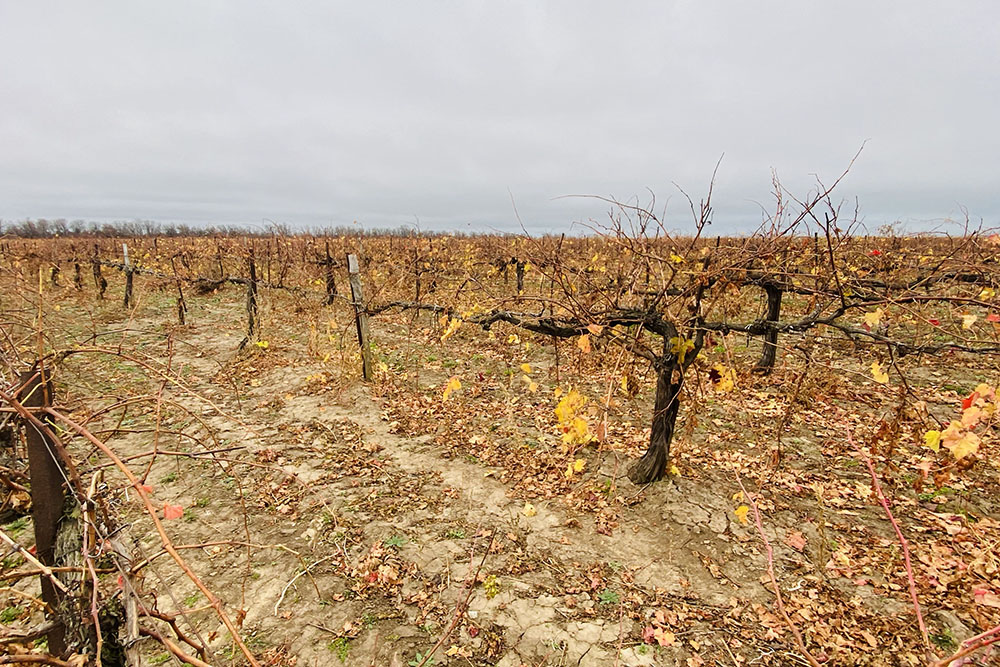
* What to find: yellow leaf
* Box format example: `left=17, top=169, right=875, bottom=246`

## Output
left=522, top=502, right=537, bottom=517
left=553, top=387, right=563, bottom=399
left=734, top=505, right=750, bottom=524
left=710, top=364, right=736, bottom=392
left=870, top=361, right=889, bottom=384
left=573, top=458, right=586, bottom=472
left=668, top=464, right=681, bottom=477
left=562, top=416, right=591, bottom=446
left=863, top=308, right=884, bottom=328
left=980, top=287, right=996, bottom=299
left=527, top=381, right=538, bottom=393
left=962, top=313, right=978, bottom=330
left=732, top=491, right=744, bottom=502
left=669, top=253, right=684, bottom=264
left=565, top=464, right=574, bottom=478
left=669, top=336, right=695, bottom=364
left=520, top=363, right=532, bottom=374
left=924, top=430, right=941, bottom=452
left=555, top=389, right=587, bottom=424
left=944, top=431, right=980, bottom=460
left=442, top=376, right=462, bottom=401
left=577, top=334, right=591, bottom=354
left=441, top=317, right=462, bottom=341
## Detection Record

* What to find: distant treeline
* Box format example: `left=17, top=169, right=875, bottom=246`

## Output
left=0, top=218, right=507, bottom=239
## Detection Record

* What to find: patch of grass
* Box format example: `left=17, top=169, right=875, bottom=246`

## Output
left=384, top=535, right=407, bottom=549
left=3, top=517, right=28, bottom=538
left=930, top=627, right=957, bottom=651
left=445, top=529, right=466, bottom=539
left=597, top=589, right=620, bottom=605
left=195, top=497, right=210, bottom=508
left=183, top=594, right=199, bottom=607
left=1, top=606, right=25, bottom=623
left=160, top=472, right=178, bottom=483
left=150, top=653, right=171, bottom=665
left=327, top=637, right=350, bottom=662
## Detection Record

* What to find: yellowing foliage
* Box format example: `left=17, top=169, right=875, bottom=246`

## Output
left=442, top=376, right=461, bottom=401
left=669, top=336, right=695, bottom=364
left=870, top=361, right=889, bottom=384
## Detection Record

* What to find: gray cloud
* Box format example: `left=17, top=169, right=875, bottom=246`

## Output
left=1, top=1, right=997, bottom=234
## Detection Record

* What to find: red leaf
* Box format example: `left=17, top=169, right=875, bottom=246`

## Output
left=163, top=503, right=184, bottom=520
left=138, top=484, right=153, bottom=495
left=642, top=625, right=656, bottom=643
left=962, top=392, right=979, bottom=411
left=869, top=249, right=882, bottom=256
left=928, top=318, right=941, bottom=326
left=784, top=531, right=807, bottom=552
left=988, top=313, right=1000, bottom=323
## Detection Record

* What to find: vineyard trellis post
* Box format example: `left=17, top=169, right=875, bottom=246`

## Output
left=322, top=240, right=338, bottom=305
left=18, top=369, right=68, bottom=655
left=92, top=243, right=106, bottom=300
left=122, top=242, right=134, bottom=309
left=347, top=253, right=374, bottom=381
left=239, top=242, right=260, bottom=350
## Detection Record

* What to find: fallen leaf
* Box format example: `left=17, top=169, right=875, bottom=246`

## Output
left=785, top=531, right=807, bottom=551
left=870, top=361, right=889, bottom=384
left=734, top=505, right=750, bottom=524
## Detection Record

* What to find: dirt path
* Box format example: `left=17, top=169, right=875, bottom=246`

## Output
left=99, top=308, right=779, bottom=667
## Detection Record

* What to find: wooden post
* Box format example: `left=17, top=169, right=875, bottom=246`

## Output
left=122, top=243, right=134, bottom=308
left=323, top=240, right=337, bottom=305
left=239, top=243, right=260, bottom=350
left=347, top=254, right=373, bottom=381
left=18, top=370, right=67, bottom=655
left=92, top=244, right=107, bottom=300
left=170, top=256, right=187, bottom=325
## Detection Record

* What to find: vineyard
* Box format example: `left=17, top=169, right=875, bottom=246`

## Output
left=2, top=196, right=1000, bottom=666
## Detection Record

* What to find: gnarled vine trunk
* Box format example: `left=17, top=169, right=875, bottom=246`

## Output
left=628, top=358, right=683, bottom=484
left=754, top=282, right=782, bottom=374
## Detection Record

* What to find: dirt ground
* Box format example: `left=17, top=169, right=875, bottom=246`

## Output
left=4, top=279, right=1000, bottom=666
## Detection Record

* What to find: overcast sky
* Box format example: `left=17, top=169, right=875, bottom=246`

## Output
left=1, top=2, right=997, bottom=235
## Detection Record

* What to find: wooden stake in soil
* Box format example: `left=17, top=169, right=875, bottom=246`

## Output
left=239, top=243, right=260, bottom=350
left=122, top=243, right=134, bottom=308
left=323, top=240, right=337, bottom=305
left=170, top=256, right=188, bottom=325
left=92, top=244, right=107, bottom=300
left=347, top=253, right=374, bottom=381
left=18, top=369, right=68, bottom=656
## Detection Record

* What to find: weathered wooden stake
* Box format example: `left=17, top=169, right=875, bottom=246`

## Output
left=92, top=244, right=106, bottom=300
left=18, top=369, right=68, bottom=655
left=240, top=244, right=260, bottom=350
left=170, top=256, right=187, bottom=325
left=122, top=243, right=134, bottom=309
left=323, top=240, right=337, bottom=305
left=347, top=253, right=374, bottom=381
